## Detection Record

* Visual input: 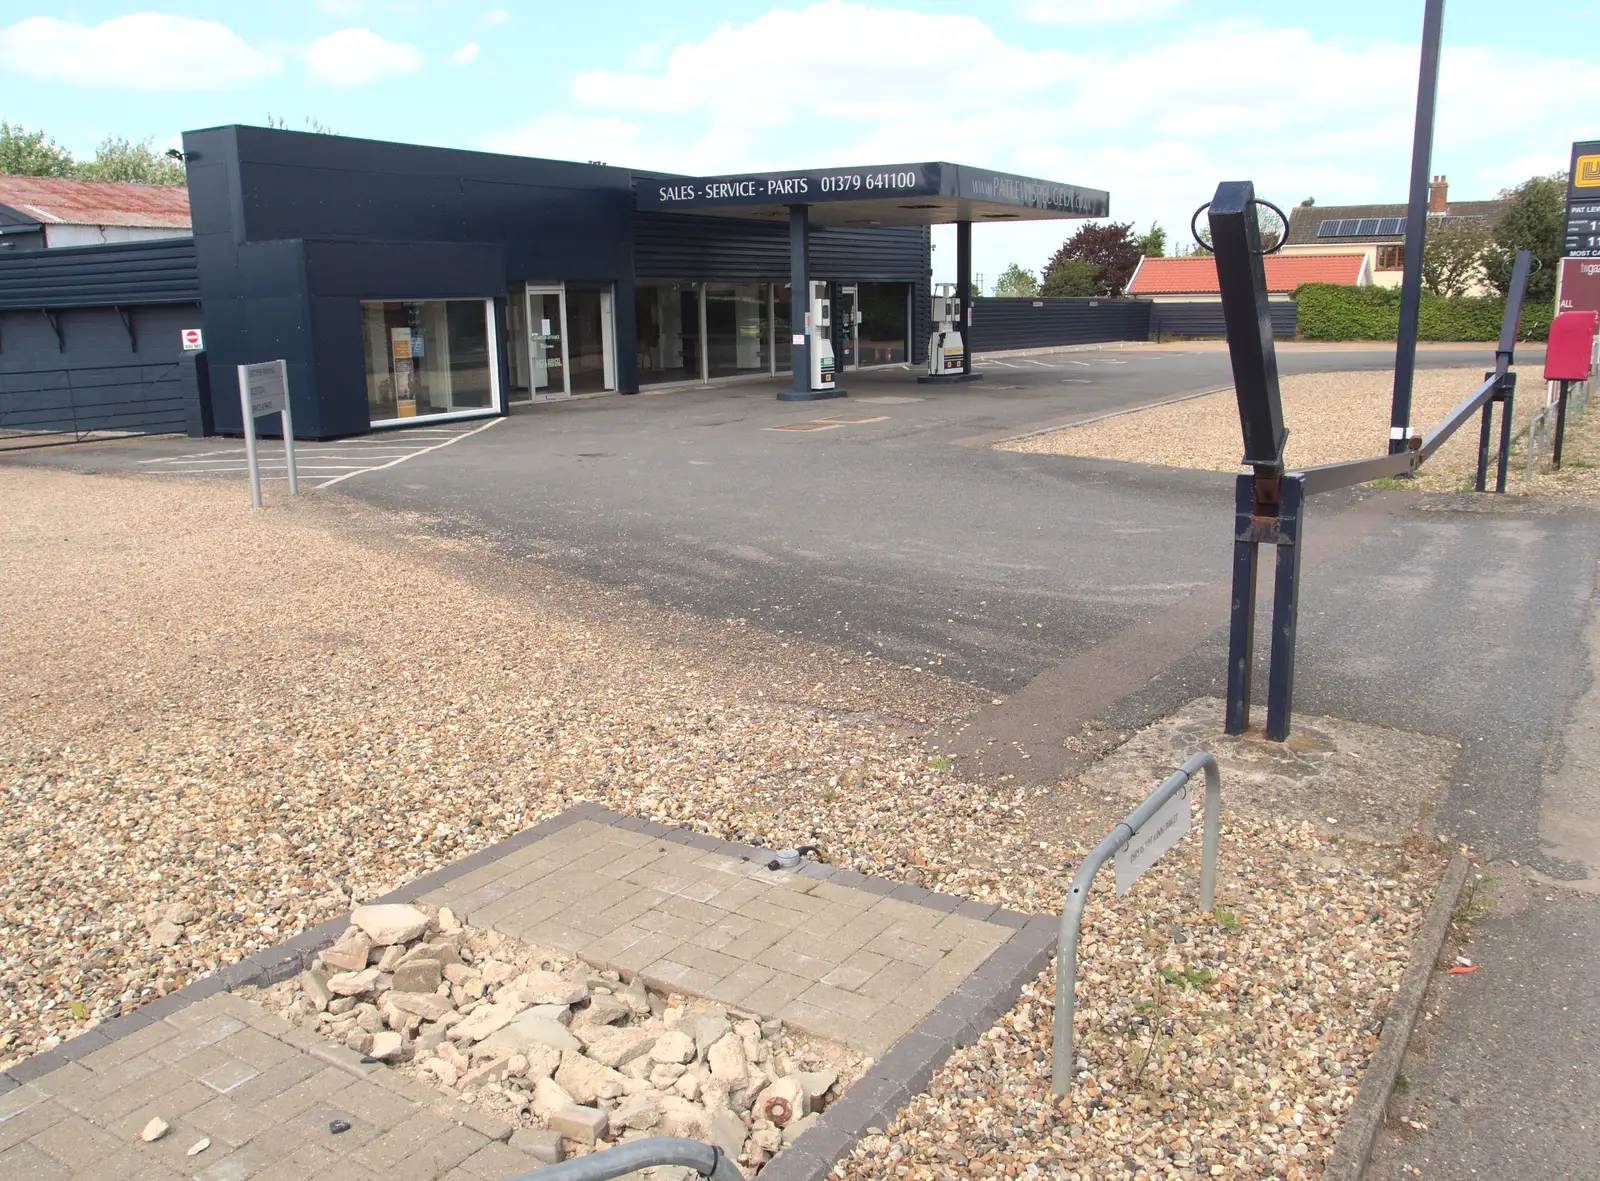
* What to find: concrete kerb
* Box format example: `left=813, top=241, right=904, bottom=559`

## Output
left=1323, top=851, right=1471, bottom=1181
left=0, top=800, right=1056, bottom=1181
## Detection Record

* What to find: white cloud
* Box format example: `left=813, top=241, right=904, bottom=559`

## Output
left=304, top=28, right=422, bottom=85
left=316, top=0, right=366, bottom=15
left=0, top=13, right=278, bottom=89
left=482, top=9, right=511, bottom=25
left=482, top=114, right=654, bottom=167
left=1021, top=0, right=1185, bottom=24
left=451, top=42, right=481, bottom=66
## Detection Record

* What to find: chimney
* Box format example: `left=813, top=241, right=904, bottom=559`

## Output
left=1428, top=175, right=1448, bottom=214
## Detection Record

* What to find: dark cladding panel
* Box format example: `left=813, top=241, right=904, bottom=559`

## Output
left=811, top=225, right=930, bottom=281
left=966, top=297, right=1151, bottom=350
left=0, top=239, right=199, bottom=309
left=302, top=240, right=505, bottom=299
left=634, top=214, right=929, bottom=284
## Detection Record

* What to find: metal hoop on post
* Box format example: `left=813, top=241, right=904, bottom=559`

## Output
left=1189, top=198, right=1290, bottom=255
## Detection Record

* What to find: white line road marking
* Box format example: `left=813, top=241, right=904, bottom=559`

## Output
left=1102, top=360, right=1128, bottom=364
left=318, top=416, right=504, bottom=487
left=1022, top=360, right=1058, bottom=368
left=1067, top=360, right=1092, bottom=366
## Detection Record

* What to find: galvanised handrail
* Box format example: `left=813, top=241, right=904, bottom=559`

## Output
left=502, top=1137, right=743, bottom=1181
left=1051, top=752, right=1222, bottom=1096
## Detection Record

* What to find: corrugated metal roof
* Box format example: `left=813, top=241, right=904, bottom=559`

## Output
left=1127, top=253, right=1366, bottom=296
left=0, top=175, right=191, bottom=230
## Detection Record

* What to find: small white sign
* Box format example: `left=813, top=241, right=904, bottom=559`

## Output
left=792, top=333, right=805, bottom=344
left=181, top=328, right=204, bottom=351
left=1115, top=789, right=1191, bottom=895
left=242, top=361, right=287, bottom=417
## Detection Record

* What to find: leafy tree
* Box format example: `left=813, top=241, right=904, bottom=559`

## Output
left=1421, top=216, right=1490, bottom=298
left=1191, top=203, right=1287, bottom=253
left=1300, top=196, right=1316, bottom=207
left=74, top=135, right=186, bottom=186
left=1042, top=222, right=1140, bottom=297
left=0, top=120, right=76, bottom=177
left=1136, top=222, right=1167, bottom=258
left=1040, top=258, right=1100, bottom=297
left=1483, top=172, right=1567, bottom=304
left=993, top=262, right=1040, bottom=298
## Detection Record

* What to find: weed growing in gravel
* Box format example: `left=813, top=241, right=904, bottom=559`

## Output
left=1157, top=964, right=1214, bottom=989
left=1213, top=906, right=1242, bottom=932
left=927, top=754, right=953, bottom=772
left=1452, top=873, right=1497, bottom=924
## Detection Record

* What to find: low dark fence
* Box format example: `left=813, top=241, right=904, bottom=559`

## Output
left=969, top=296, right=1297, bottom=352
left=1152, top=300, right=1298, bottom=340
left=970, top=297, right=1152, bottom=351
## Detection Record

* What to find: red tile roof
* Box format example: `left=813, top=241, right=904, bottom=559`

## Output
left=0, top=175, right=190, bottom=229
left=1127, top=252, right=1366, bottom=296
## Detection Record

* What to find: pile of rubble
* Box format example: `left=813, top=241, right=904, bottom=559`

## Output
left=249, top=902, right=863, bottom=1174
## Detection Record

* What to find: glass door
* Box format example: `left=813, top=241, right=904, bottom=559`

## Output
left=836, top=285, right=859, bottom=371
left=525, top=285, right=568, bottom=399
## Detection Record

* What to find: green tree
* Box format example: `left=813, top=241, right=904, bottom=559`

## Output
left=1040, top=258, right=1100, bottom=297
left=1136, top=222, right=1167, bottom=258
left=1421, top=216, right=1490, bottom=298
left=1483, top=173, right=1566, bottom=304
left=0, top=120, right=77, bottom=177
left=1042, top=222, right=1140, bottom=297
left=74, top=135, right=186, bottom=185
left=993, top=262, right=1040, bottom=298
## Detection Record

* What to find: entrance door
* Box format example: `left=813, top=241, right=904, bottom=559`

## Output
left=525, top=286, right=568, bottom=399
left=836, top=285, right=859, bottom=371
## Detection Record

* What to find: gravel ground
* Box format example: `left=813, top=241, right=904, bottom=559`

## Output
left=998, top=367, right=1550, bottom=493
left=0, top=467, right=1448, bottom=1178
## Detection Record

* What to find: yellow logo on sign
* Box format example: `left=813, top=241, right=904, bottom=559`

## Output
left=1578, top=154, right=1600, bottom=187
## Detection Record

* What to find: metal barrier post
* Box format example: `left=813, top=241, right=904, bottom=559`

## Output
left=1554, top=379, right=1571, bottom=469
left=1052, top=753, right=1223, bottom=1096
left=1475, top=394, right=1494, bottom=493
left=1496, top=372, right=1516, bottom=493
left=502, top=1138, right=742, bottom=1181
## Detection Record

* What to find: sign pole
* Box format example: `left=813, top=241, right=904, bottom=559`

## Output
left=237, top=363, right=264, bottom=510
left=277, top=360, right=299, bottom=495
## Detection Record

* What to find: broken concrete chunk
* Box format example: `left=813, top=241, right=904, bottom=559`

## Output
left=692, top=1014, right=731, bottom=1063
left=391, top=958, right=442, bottom=994
left=327, top=967, right=382, bottom=997
left=140, top=1117, right=169, bottom=1142
left=618, top=977, right=650, bottom=1016
left=376, top=945, right=407, bottom=973
left=508, top=1127, right=563, bottom=1164
left=582, top=1027, right=658, bottom=1070
left=706, top=1106, right=747, bottom=1159
left=530, top=1076, right=576, bottom=1118
left=547, top=1103, right=608, bottom=1147
left=793, top=1067, right=838, bottom=1113
left=783, top=1112, right=818, bottom=1146
left=608, top=1094, right=660, bottom=1134
left=480, top=1009, right=581, bottom=1056
left=299, top=969, right=333, bottom=1012
left=706, top=1031, right=749, bottom=1084
left=554, top=1050, right=627, bottom=1104
left=319, top=931, right=372, bottom=973
left=386, top=991, right=455, bottom=1022
left=650, top=1030, right=695, bottom=1064
left=448, top=999, right=528, bottom=1042
left=350, top=903, right=432, bottom=947
left=149, top=921, right=184, bottom=948
left=368, top=1030, right=404, bottom=1061
left=508, top=970, right=588, bottom=1006
left=656, top=1096, right=707, bottom=1140
left=577, top=995, right=630, bottom=1027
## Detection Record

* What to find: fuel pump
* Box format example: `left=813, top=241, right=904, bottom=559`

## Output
left=926, top=283, right=964, bottom=376
left=808, top=281, right=836, bottom=392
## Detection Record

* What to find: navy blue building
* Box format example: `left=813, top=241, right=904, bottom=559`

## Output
left=180, top=125, right=936, bottom=438
left=2, top=126, right=1113, bottom=441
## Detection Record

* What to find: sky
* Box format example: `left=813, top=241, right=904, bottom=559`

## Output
left=2, top=1, right=1597, bottom=288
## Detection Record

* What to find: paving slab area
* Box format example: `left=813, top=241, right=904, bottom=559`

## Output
left=422, top=815, right=1022, bottom=1058
left=0, top=991, right=532, bottom=1181
left=1, top=805, right=1054, bottom=1181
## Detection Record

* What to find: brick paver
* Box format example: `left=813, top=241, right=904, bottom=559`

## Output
left=0, top=995, right=534, bottom=1181
left=421, top=819, right=1015, bottom=1055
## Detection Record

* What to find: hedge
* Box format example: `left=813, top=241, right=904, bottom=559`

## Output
left=1294, top=283, right=1553, bottom=343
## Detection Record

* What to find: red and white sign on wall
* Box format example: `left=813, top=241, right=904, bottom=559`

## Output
left=180, top=328, right=204, bottom=351
left=1558, top=259, right=1600, bottom=316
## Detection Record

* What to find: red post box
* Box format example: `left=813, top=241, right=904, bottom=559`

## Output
left=1545, top=311, right=1599, bottom=382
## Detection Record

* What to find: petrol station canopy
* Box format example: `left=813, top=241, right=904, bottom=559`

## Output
left=635, top=162, right=1110, bottom=227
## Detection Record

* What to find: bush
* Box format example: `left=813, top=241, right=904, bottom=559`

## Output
left=1294, top=283, right=1552, bottom=343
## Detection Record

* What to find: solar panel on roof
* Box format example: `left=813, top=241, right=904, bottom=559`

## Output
left=1317, top=219, right=1341, bottom=237
left=1377, top=217, right=1402, bottom=235
left=1397, top=218, right=1408, bottom=236
left=1355, top=218, right=1381, bottom=235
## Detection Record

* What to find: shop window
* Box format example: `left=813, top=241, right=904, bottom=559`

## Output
left=636, top=282, right=702, bottom=385
left=1377, top=245, right=1406, bottom=271
left=706, top=284, right=771, bottom=379
left=363, top=299, right=498, bottom=424
left=858, top=283, right=910, bottom=365
left=774, top=283, right=792, bottom=373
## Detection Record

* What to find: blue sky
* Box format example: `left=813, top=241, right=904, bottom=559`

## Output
left=3, top=0, right=1597, bottom=286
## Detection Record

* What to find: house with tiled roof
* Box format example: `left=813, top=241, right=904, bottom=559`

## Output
left=1127, top=251, right=1370, bottom=301
left=1279, top=175, right=1506, bottom=292
left=0, top=175, right=191, bottom=253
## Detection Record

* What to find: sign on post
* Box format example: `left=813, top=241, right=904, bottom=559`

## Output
left=1115, top=787, right=1191, bottom=895
left=1563, top=140, right=1600, bottom=260
left=181, top=328, right=204, bottom=351
left=236, top=360, right=298, bottom=509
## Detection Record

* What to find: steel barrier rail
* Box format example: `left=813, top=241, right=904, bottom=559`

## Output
left=501, top=1137, right=743, bottom=1181
left=1051, top=752, right=1222, bottom=1096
